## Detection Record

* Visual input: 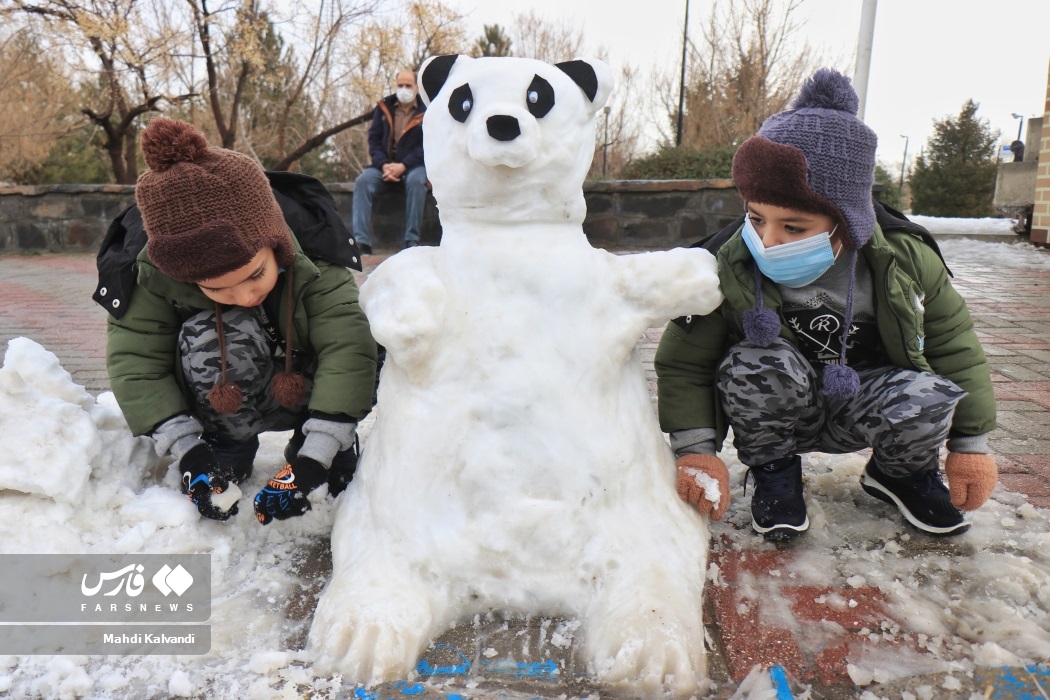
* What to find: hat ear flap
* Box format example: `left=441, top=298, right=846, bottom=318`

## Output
left=418, top=54, right=463, bottom=106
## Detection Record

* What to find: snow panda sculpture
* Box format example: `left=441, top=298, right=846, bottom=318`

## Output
left=309, top=54, right=723, bottom=696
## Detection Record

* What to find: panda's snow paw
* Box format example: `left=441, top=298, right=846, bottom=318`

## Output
left=587, top=604, right=706, bottom=698
left=310, top=576, right=436, bottom=686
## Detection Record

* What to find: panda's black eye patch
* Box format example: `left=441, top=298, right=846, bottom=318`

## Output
left=526, top=75, right=554, bottom=118
left=449, top=84, right=473, bottom=123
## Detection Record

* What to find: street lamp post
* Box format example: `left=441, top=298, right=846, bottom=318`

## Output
left=602, top=106, right=610, bottom=179
left=1011, top=113, right=1024, bottom=141
left=898, top=134, right=909, bottom=196
left=676, top=0, right=689, bottom=147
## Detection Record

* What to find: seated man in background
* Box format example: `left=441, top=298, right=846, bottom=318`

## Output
left=352, top=68, right=427, bottom=253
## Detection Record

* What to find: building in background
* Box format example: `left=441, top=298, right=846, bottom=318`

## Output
left=1031, top=58, right=1050, bottom=245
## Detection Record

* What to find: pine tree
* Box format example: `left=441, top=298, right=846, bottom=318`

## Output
left=471, top=24, right=512, bottom=57
left=909, top=100, right=999, bottom=217
left=873, top=162, right=901, bottom=210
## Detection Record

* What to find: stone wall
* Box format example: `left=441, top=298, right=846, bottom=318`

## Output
left=0, top=179, right=743, bottom=253
left=0, top=185, right=137, bottom=252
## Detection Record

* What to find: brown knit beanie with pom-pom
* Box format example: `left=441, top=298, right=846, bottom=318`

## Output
left=136, top=117, right=295, bottom=282
left=137, top=117, right=305, bottom=413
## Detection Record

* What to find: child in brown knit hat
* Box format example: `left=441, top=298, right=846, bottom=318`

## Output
left=655, top=69, right=998, bottom=540
left=97, top=117, right=377, bottom=523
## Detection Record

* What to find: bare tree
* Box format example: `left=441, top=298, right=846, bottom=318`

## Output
left=259, top=0, right=387, bottom=171
left=0, top=26, right=79, bottom=181
left=2, top=0, right=193, bottom=183
left=181, top=0, right=270, bottom=149
left=660, top=0, right=824, bottom=149
left=403, top=0, right=467, bottom=70
left=590, top=63, right=643, bottom=179
left=512, top=9, right=583, bottom=63
left=294, top=0, right=469, bottom=177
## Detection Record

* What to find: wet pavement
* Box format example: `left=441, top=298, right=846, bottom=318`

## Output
left=1, top=231, right=1049, bottom=698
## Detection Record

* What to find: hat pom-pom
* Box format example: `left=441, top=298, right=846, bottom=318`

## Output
left=821, top=364, right=860, bottom=400
left=792, top=68, right=859, bottom=115
left=743, top=306, right=780, bottom=347
left=208, top=382, right=243, bottom=414
left=271, top=371, right=306, bottom=408
left=141, top=117, right=210, bottom=172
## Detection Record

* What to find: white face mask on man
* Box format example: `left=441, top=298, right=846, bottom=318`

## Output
left=396, top=87, right=416, bottom=105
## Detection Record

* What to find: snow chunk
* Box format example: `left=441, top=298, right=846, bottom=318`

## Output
left=972, top=641, right=1024, bottom=667
left=847, top=663, right=873, bottom=685
left=167, top=670, right=195, bottom=697
left=249, top=651, right=290, bottom=674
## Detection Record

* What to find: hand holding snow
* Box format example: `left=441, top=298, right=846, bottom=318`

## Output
left=209, top=482, right=241, bottom=514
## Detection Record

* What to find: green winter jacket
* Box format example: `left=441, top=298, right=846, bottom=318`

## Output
left=655, top=221, right=996, bottom=451
left=106, top=238, right=377, bottom=436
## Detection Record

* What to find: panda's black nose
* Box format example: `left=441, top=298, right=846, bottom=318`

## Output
left=487, top=115, right=521, bottom=141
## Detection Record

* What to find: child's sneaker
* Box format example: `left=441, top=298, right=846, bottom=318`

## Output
left=747, top=455, right=809, bottom=540
left=860, top=459, right=969, bottom=536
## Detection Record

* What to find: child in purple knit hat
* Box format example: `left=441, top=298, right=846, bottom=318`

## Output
left=655, top=68, right=998, bottom=540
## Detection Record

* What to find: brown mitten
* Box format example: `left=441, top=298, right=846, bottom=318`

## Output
left=944, top=452, right=997, bottom=511
left=676, top=454, right=730, bottom=520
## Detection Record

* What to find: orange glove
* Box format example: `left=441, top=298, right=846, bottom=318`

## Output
left=944, top=452, right=997, bottom=511
left=675, top=454, right=730, bottom=520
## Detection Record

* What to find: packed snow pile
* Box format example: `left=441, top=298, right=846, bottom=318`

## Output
left=0, top=338, right=348, bottom=698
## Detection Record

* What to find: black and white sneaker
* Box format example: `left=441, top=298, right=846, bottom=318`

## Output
left=747, top=455, right=809, bottom=540
left=860, top=459, right=969, bottom=536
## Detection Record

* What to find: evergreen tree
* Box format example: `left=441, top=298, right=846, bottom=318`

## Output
left=23, top=126, right=112, bottom=185
left=873, top=162, right=901, bottom=210
left=471, top=24, right=512, bottom=57
left=909, top=99, right=999, bottom=217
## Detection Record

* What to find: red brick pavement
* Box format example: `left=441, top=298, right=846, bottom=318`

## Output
left=706, top=546, right=913, bottom=688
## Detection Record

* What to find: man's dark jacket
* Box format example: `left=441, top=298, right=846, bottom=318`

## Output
left=366, top=94, right=425, bottom=172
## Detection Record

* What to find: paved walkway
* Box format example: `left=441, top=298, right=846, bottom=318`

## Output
left=2, top=243, right=1049, bottom=698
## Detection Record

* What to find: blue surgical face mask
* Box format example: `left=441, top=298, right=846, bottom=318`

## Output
left=741, top=214, right=839, bottom=288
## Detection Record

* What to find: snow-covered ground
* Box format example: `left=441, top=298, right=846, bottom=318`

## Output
left=0, top=220, right=1047, bottom=699
left=906, top=214, right=1017, bottom=237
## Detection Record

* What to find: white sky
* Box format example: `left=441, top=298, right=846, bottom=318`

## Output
left=451, top=0, right=1050, bottom=171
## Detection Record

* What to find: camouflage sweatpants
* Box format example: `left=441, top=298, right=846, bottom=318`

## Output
left=178, top=307, right=310, bottom=443
left=717, top=338, right=965, bottom=476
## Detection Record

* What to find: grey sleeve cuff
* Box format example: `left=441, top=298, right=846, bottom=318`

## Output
left=151, top=415, right=206, bottom=461
left=947, top=432, right=990, bottom=454
left=670, top=428, right=717, bottom=457
left=298, top=418, right=358, bottom=468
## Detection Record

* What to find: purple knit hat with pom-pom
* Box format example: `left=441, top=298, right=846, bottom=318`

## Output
left=732, top=68, right=878, bottom=400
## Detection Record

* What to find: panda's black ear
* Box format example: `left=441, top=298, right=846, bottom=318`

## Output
left=419, top=55, right=460, bottom=105
left=555, top=60, right=598, bottom=102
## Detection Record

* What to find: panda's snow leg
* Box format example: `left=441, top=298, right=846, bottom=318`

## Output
left=583, top=559, right=708, bottom=697
left=309, top=562, right=448, bottom=687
